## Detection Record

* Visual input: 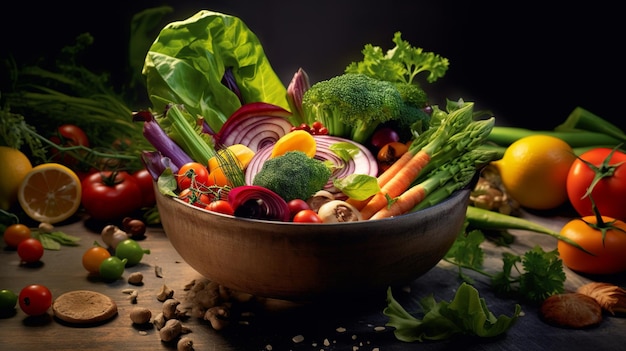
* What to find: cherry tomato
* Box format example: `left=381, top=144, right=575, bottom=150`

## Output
left=177, top=162, right=209, bottom=191
left=115, top=239, right=150, bottom=266
left=17, top=238, right=44, bottom=263
left=0, top=289, right=18, bottom=311
left=81, top=171, right=143, bottom=221
left=566, top=147, right=626, bottom=221
left=18, top=284, right=52, bottom=316
left=558, top=216, right=626, bottom=275
left=99, top=256, right=127, bottom=281
left=292, top=209, right=323, bottom=223
left=133, top=168, right=156, bottom=208
left=287, top=199, right=310, bottom=219
left=49, top=124, right=90, bottom=167
left=178, top=188, right=212, bottom=208
left=205, top=200, right=234, bottom=215
left=3, top=223, right=32, bottom=248
left=370, top=127, right=400, bottom=149
left=82, top=245, right=111, bottom=274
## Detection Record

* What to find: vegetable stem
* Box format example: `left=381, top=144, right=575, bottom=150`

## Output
left=487, top=127, right=622, bottom=148
left=465, top=206, right=593, bottom=254
left=555, top=107, right=626, bottom=143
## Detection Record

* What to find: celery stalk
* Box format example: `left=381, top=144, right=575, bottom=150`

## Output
left=555, top=107, right=626, bottom=143
left=166, top=105, right=216, bottom=166
left=487, top=127, right=621, bottom=147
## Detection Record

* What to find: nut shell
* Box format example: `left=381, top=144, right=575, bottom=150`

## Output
left=540, top=293, right=602, bottom=329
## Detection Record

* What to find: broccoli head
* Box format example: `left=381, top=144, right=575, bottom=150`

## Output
left=301, top=73, right=405, bottom=144
left=252, top=151, right=332, bottom=202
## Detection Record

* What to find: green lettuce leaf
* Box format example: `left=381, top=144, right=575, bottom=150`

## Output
left=384, top=282, right=521, bottom=342
left=143, top=10, right=289, bottom=132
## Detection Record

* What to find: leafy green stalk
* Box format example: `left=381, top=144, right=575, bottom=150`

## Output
left=555, top=106, right=626, bottom=143
left=163, top=104, right=216, bottom=166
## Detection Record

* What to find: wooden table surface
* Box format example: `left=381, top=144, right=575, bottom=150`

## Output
left=1, top=210, right=626, bottom=351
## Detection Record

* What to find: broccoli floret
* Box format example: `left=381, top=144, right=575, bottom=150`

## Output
left=252, top=151, right=332, bottom=202
left=389, top=82, right=431, bottom=139
left=301, top=73, right=405, bottom=144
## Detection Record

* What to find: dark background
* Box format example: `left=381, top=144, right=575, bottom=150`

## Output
left=2, top=1, right=623, bottom=130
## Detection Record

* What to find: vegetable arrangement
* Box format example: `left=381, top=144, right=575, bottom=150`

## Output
left=137, top=11, right=498, bottom=224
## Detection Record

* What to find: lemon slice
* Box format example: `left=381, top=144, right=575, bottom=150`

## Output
left=17, top=163, right=82, bottom=224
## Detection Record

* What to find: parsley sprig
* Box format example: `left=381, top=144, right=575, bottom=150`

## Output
left=445, top=226, right=566, bottom=304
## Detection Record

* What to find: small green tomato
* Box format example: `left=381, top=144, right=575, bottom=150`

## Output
left=99, top=256, right=127, bottom=281
left=0, top=289, right=18, bottom=311
left=115, top=239, right=150, bottom=266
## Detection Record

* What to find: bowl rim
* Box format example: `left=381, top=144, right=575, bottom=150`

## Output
left=162, top=186, right=471, bottom=227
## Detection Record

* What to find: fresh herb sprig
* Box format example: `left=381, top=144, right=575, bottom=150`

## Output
left=444, top=226, right=566, bottom=303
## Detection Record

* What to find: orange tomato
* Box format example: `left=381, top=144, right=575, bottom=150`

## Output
left=558, top=216, right=626, bottom=275
left=82, top=245, right=112, bottom=274
left=3, top=223, right=32, bottom=248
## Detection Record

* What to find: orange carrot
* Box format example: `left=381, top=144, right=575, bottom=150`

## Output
left=375, top=149, right=414, bottom=188
left=359, top=149, right=432, bottom=219
left=347, top=150, right=414, bottom=211
left=369, top=182, right=428, bottom=220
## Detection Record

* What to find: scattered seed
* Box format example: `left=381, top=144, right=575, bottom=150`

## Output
left=373, top=326, right=386, bottom=332
left=336, top=327, right=347, bottom=333
left=155, top=265, right=163, bottom=278
left=292, top=334, right=304, bottom=343
left=128, top=272, right=144, bottom=285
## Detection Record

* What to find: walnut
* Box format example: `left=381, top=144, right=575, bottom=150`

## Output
left=577, top=282, right=626, bottom=315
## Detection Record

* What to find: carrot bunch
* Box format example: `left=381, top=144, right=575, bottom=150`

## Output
left=349, top=101, right=498, bottom=220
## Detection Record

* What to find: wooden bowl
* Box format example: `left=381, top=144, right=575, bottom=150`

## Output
left=155, top=186, right=470, bottom=301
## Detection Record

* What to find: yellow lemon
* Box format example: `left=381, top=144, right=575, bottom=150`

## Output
left=492, top=135, right=575, bottom=210
left=17, top=163, right=82, bottom=224
left=0, top=146, right=33, bottom=210
left=270, top=130, right=316, bottom=158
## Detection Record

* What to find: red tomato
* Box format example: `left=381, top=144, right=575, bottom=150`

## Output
left=178, top=188, right=212, bottom=208
left=287, top=199, right=310, bottom=219
left=292, top=209, right=323, bottom=223
left=49, top=124, right=90, bottom=167
left=19, top=284, right=52, bottom=316
left=558, top=216, right=626, bottom=275
left=81, top=171, right=143, bottom=221
left=566, top=147, right=626, bottom=221
left=17, top=238, right=44, bottom=263
left=133, top=168, right=156, bottom=208
left=177, top=162, right=210, bottom=191
left=205, top=200, right=234, bottom=215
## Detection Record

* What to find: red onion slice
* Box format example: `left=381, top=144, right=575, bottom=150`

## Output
left=215, top=102, right=294, bottom=152
left=227, top=185, right=291, bottom=221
